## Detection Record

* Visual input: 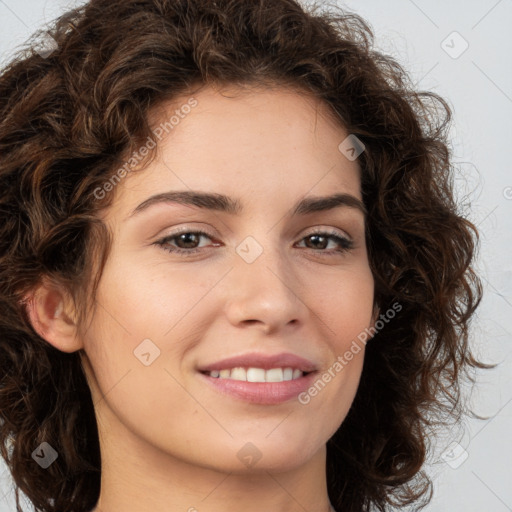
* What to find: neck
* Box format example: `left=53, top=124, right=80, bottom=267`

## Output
left=90, top=411, right=335, bottom=512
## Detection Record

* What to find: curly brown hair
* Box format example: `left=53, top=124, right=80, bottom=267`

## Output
left=0, top=0, right=493, bottom=511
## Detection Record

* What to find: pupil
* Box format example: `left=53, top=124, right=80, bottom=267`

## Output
left=179, top=233, right=198, bottom=248
left=308, top=234, right=327, bottom=249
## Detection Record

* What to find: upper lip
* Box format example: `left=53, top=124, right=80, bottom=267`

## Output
left=197, top=352, right=318, bottom=373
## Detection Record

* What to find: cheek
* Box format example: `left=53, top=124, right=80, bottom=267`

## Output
left=97, top=252, right=217, bottom=332
left=302, top=265, right=373, bottom=407
left=81, top=259, right=216, bottom=396
left=306, top=265, right=375, bottom=341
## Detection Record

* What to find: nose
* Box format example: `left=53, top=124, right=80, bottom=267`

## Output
left=222, top=241, right=309, bottom=335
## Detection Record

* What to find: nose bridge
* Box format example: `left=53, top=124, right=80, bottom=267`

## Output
left=235, top=231, right=295, bottom=294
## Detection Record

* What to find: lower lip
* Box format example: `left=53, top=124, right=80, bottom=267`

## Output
left=198, top=371, right=318, bottom=405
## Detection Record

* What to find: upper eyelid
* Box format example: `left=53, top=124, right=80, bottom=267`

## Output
left=160, top=224, right=352, bottom=236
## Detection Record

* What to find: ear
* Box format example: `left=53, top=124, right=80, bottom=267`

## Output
left=23, top=280, right=83, bottom=353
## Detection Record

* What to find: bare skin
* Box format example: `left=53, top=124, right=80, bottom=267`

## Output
left=27, top=84, right=377, bottom=512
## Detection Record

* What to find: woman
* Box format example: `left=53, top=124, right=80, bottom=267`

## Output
left=0, top=0, right=493, bottom=511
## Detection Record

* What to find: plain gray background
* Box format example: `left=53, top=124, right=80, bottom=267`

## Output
left=0, top=0, right=510, bottom=510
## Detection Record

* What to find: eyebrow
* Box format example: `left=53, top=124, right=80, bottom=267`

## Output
left=126, top=190, right=367, bottom=220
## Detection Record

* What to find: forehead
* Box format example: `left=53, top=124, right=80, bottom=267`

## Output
left=107, top=85, right=362, bottom=220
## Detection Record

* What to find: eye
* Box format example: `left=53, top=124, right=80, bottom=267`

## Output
left=154, top=228, right=354, bottom=257
left=295, top=229, right=354, bottom=255
left=154, top=229, right=218, bottom=255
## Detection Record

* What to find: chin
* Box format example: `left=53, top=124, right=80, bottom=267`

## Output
left=230, top=437, right=321, bottom=473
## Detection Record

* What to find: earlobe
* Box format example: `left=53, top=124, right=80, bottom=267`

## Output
left=24, top=283, right=83, bottom=353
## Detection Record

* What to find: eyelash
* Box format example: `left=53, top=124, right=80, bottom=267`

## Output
left=154, top=228, right=354, bottom=257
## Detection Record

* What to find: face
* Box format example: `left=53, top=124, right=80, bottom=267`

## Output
left=79, top=84, right=376, bottom=474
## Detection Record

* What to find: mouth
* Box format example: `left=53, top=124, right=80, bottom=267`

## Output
left=196, top=352, right=319, bottom=405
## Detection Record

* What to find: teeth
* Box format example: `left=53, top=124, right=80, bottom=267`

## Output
left=246, top=367, right=266, bottom=382
left=265, top=368, right=283, bottom=382
left=230, top=367, right=247, bottom=381
left=207, top=367, right=305, bottom=382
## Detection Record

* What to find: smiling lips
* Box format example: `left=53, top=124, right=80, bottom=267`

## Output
left=197, top=352, right=319, bottom=404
